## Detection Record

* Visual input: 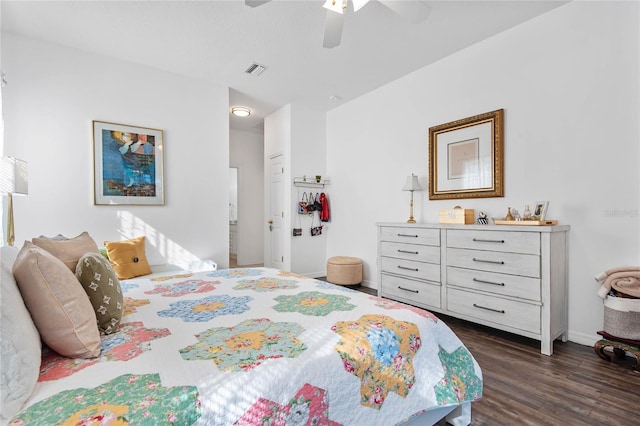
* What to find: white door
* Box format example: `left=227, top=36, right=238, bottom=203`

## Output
left=266, top=155, right=285, bottom=269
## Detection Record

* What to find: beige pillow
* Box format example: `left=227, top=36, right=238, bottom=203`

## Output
left=12, top=242, right=101, bottom=359
left=32, top=231, right=100, bottom=271
left=104, top=236, right=152, bottom=279
left=76, top=253, right=124, bottom=334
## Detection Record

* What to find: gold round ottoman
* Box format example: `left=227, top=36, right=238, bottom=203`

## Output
left=327, top=256, right=362, bottom=286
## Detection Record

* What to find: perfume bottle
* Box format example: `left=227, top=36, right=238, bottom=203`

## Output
left=505, top=207, right=514, bottom=221
left=523, top=204, right=532, bottom=220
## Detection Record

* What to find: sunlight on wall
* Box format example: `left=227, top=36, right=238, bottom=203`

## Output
left=117, top=210, right=200, bottom=269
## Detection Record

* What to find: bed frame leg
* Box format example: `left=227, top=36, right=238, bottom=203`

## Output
left=445, top=402, right=472, bottom=426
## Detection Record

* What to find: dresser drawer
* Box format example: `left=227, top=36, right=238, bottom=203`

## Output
left=380, top=241, right=440, bottom=263
left=447, top=247, right=540, bottom=278
left=381, top=257, right=440, bottom=282
left=380, top=227, right=440, bottom=246
left=447, top=266, right=541, bottom=302
left=447, top=288, right=541, bottom=334
left=381, top=274, right=441, bottom=309
left=447, top=229, right=540, bottom=255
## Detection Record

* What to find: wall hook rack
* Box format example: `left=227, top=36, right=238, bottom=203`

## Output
left=293, top=176, right=330, bottom=188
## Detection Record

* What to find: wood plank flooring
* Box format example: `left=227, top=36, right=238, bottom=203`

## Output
left=438, top=314, right=640, bottom=425
left=349, top=285, right=640, bottom=425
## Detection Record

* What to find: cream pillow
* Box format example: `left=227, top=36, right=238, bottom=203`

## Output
left=32, top=231, right=100, bottom=271
left=76, top=253, right=124, bottom=334
left=12, top=242, right=101, bottom=359
left=104, top=236, right=152, bottom=279
left=1, top=246, right=41, bottom=421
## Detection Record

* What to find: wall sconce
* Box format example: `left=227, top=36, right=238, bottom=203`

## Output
left=1, top=157, right=28, bottom=246
left=402, top=173, right=422, bottom=224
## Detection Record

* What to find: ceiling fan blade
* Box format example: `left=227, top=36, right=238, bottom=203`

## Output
left=323, top=10, right=344, bottom=48
left=378, top=0, right=431, bottom=23
left=245, top=0, right=271, bottom=7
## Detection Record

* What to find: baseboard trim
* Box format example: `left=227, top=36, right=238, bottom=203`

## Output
left=568, top=330, right=600, bottom=347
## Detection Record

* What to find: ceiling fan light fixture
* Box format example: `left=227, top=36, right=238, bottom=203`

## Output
left=231, top=107, right=252, bottom=117
left=323, top=0, right=346, bottom=14
left=352, top=0, right=370, bottom=12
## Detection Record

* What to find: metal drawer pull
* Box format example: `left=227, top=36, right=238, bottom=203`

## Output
left=398, top=286, right=419, bottom=293
left=473, top=303, right=505, bottom=314
left=473, top=278, right=505, bottom=286
left=397, top=233, right=419, bottom=238
left=397, top=249, right=419, bottom=254
left=472, top=258, right=505, bottom=265
left=398, top=265, right=419, bottom=272
left=472, top=238, right=505, bottom=243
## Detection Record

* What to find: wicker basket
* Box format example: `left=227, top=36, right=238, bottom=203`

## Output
left=603, top=296, right=640, bottom=340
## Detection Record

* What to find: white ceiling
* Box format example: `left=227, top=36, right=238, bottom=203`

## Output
left=1, top=0, right=568, bottom=133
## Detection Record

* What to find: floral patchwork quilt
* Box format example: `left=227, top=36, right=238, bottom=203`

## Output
left=9, top=268, right=482, bottom=425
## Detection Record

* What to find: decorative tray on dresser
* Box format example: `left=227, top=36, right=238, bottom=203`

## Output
left=377, top=222, right=570, bottom=355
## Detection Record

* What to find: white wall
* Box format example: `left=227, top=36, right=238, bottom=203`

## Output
left=230, top=128, right=264, bottom=265
left=290, top=104, right=327, bottom=277
left=2, top=33, right=231, bottom=268
left=264, top=103, right=327, bottom=276
left=326, top=1, right=640, bottom=346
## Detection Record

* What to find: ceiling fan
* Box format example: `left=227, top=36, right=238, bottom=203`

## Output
left=245, top=0, right=431, bottom=49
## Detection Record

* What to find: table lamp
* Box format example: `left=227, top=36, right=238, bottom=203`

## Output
left=402, top=173, right=422, bottom=224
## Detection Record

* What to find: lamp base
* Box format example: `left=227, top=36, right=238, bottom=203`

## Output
left=406, top=194, right=417, bottom=224
left=6, top=192, right=15, bottom=246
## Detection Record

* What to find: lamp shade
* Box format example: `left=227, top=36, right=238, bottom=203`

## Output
left=402, top=173, right=421, bottom=192
left=0, top=157, right=28, bottom=195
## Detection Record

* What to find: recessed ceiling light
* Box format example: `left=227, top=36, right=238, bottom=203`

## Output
left=231, top=106, right=252, bottom=117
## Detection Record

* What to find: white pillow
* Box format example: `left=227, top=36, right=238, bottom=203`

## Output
left=1, top=245, right=42, bottom=421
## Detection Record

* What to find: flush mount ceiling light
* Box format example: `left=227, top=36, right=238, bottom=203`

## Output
left=230, top=107, right=252, bottom=117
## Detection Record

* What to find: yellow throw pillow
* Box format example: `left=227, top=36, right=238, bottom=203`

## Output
left=104, top=236, right=152, bottom=279
left=32, top=231, right=100, bottom=272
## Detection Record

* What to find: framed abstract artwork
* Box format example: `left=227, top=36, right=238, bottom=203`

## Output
left=428, top=109, right=504, bottom=200
left=93, top=121, right=164, bottom=205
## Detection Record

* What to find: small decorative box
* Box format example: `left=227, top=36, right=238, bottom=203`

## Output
left=439, top=207, right=475, bottom=224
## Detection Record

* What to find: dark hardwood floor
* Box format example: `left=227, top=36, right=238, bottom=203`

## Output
left=342, top=283, right=640, bottom=425
left=439, top=314, right=640, bottom=425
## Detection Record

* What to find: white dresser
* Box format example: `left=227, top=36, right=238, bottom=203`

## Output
left=377, top=223, right=570, bottom=355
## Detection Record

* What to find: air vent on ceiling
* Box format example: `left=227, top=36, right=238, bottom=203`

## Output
left=245, top=63, right=267, bottom=76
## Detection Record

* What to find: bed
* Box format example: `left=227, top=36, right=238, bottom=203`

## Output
left=1, top=240, right=482, bottom=425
